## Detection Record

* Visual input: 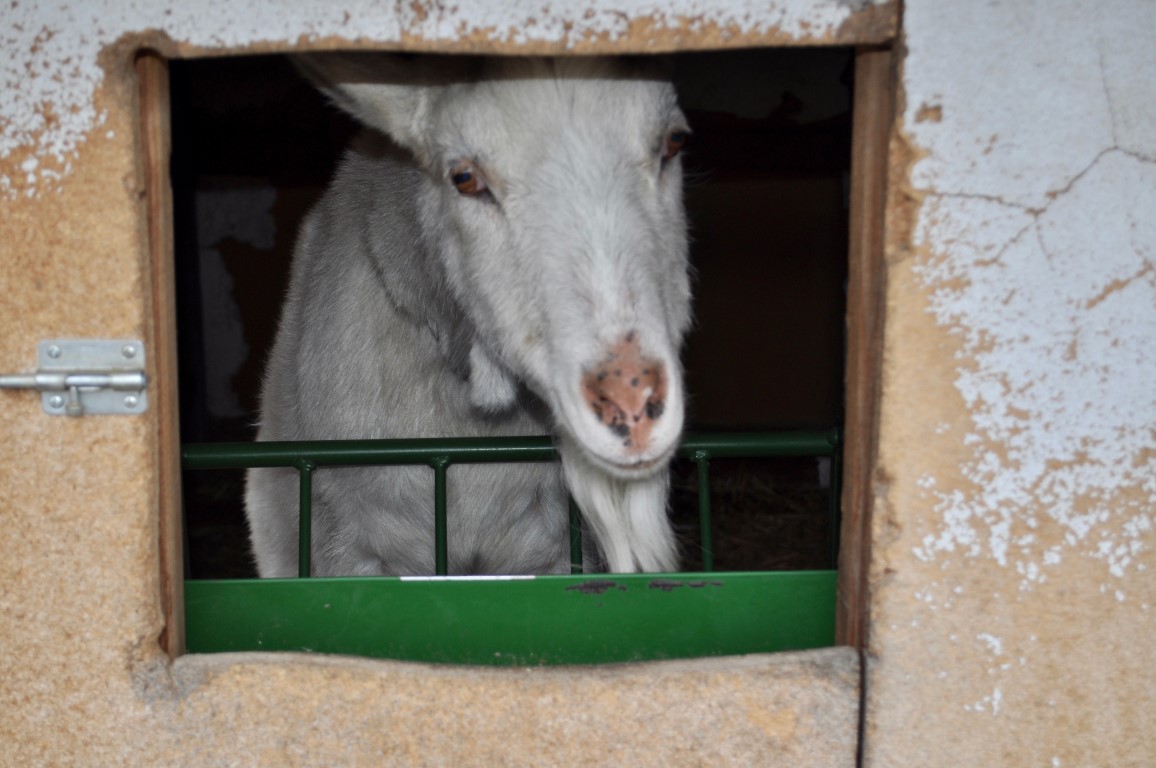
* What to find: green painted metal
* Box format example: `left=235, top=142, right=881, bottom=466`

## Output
left=677, top=429, right=840, bottom=460
left=432, top=458, right=449, bottom=576
left=182, top=434, right=561, bottom=470
left=180, top=430, right=841, bottom=470
left=297, top=463, right=313, bottom=578
left=182, top=430, right=842, bottom=664
left=182, top=430, right=841, bottom=577
left=185, top=571, right=836, bottom=665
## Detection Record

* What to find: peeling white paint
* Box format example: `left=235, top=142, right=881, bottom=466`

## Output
left=906, top=0, right=1156, bottom=591
left=963, top=686, right=1002, bottom=716
left=976, top=633, right=1002, bottom=657
left=955, top=633, right=1016, bottom=717
left=1, top=0, right=879, bottom=196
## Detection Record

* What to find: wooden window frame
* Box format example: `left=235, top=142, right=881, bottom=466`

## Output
left=136, top=44, right=894, bottom=660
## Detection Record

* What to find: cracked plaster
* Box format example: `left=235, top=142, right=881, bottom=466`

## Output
left=900, top=0, right=1156, bottom=594
left=0, top=0, right=890, bottom=197
left=904, top=2, right=1156, bottom=209
left=912, top=149, right=1156, bottom=592
left=864, top=1, right=1156, bottom=764
left=902, top=0, right=1156, bottom=583
left=901, top=0, right=1156, bottom=596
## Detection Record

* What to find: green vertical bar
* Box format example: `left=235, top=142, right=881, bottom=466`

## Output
left=432, top=458, right=449, bottom=575
left=695, top=451, right=714, bottom=572
left=568, top=496, right=583, bottom=574
left=297, top=462, right=314, bottom=578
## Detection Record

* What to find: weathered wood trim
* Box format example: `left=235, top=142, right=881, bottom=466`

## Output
left=136, top=51, right=185, bottom=657
left=837, top=46, right=894, bottom=650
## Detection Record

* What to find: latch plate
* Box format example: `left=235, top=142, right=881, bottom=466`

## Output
left=39, top=340, right=148, bottom=415
left=0, top=339, right=148, bottom=416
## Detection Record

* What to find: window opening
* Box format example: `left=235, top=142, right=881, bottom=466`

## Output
left=168, top=48, right=856, bottom=662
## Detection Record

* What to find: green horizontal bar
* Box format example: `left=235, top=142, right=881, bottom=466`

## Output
left=181, top=430, right=840, bottom=470
left=185, top=571, right=836, bottom=666
left=182, top=435, right=559, bottom=470
left=681, top=429, right=840, bottom=459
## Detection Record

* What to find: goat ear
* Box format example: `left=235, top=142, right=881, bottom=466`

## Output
left=467, top=344, right=519, bottom=413
left=292, top=53, right=477, bottom=155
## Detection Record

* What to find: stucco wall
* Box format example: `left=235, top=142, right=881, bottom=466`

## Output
left=1, top=0, right=1153, bottom=765
left=867, top=1, right=1155, bottom=765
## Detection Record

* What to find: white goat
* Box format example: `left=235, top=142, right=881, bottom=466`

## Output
left=245, top=55, right=692, bottom=577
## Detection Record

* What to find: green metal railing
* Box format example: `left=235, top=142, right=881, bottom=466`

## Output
left=182, top=430, right=842, bottom=665
left=182, top=430, right=842, bottom=577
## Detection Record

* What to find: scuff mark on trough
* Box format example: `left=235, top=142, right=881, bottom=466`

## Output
left=566, top=579, right=626, bottom=595
left=650, top=579, right=726, bottom=591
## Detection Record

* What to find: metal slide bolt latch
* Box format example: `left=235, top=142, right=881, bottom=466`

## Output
left=0, top=340, right=149, bottom=416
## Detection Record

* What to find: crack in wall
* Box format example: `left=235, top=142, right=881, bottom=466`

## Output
left=918, top=145, right=1121, bottom=218
left=911, top=146, right=1156, bottom=595
left=1097, top=44, right=1121, bottom=150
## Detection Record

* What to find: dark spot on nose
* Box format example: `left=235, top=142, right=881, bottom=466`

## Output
left=630, top=377, right=639, bottom=387
left=611, top=423, right=630, bottom=438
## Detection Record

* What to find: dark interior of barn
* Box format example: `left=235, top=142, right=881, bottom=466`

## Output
left=171, top=49, right=853, bottom=578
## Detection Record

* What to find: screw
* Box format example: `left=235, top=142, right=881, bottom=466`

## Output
left=48, top=395, right=65, bottom=409
left=47, top=345, right=62, bottom=359
left=124, top=395, right=139, bottom=409
left=122, top=344, right=137, bottom=359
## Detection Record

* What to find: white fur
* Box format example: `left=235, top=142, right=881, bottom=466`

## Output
left=245, top=55, right=692, bottom=576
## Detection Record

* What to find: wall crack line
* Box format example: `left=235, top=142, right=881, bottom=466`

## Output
left=919, top=189, right=1033, bottom=214
left=1097, top=42, right=1121, bottom=150
left=1038, top=146, right=1117, bottom=211
left=920, top=144, right=1124, bottom=221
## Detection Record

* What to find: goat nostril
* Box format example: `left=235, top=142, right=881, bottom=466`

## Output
left=645, top=400, right=664, bottom=420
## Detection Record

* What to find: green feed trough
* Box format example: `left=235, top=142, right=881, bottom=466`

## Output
left=182, top=430, right=841, bottom=665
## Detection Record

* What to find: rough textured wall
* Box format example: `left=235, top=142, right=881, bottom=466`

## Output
left=0, top=1, right=885, bottom=765
left=0, top=1, right=893, bottom=198
left=866, top=1, right=1156, bottom=765
left=4, top=0, right=1151, bottom=764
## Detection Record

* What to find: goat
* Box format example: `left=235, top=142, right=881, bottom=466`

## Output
left=245, top=55, right=692, bottom=577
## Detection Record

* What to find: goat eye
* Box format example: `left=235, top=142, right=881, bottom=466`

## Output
left=450, top=162, right=487, bottom=196
left=662, top=130, right=689, bottom=161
